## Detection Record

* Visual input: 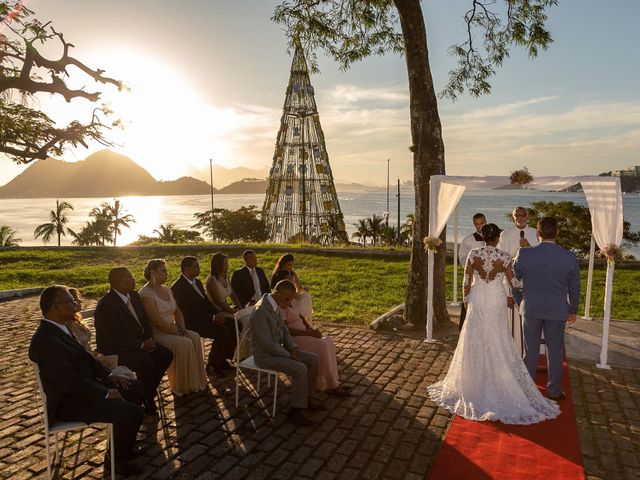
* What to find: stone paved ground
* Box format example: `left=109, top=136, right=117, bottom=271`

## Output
left=0, top=296, right=638, bottom=479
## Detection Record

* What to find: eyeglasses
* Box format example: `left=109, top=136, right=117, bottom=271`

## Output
left=55, top=299, right=78, bottom=306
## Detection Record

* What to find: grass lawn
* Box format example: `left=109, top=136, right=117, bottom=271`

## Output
left=0, top=247, right=637, bottom=323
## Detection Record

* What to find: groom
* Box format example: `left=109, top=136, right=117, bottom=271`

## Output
left=513, top=217, right=580, bottom=400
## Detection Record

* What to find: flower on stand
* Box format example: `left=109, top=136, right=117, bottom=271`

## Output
left=601, top=244, right=621, bottom=264
left=423, top=236, right=443, bottom=252
left=510, top=167, right=533, bottom=186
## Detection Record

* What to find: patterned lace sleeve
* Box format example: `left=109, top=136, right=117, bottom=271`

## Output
left=462, top=250, right=475, bottom=302
left=503, top=253, right=522, bottom=290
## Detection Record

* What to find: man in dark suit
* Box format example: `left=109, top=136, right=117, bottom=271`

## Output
left=231, top=249, right=271, bottom=308
left=513, top=217, right=580, bottom=401
left=29, top=285, right=145, bottom=475
left=94, top=267, right=173, bottom=415
left=171, top=256, right=236, bottom=377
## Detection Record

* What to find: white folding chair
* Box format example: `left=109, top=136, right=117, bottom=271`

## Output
left=31, top=361, right=115, bottom=480
left=233, top=312, right=279, bottom=417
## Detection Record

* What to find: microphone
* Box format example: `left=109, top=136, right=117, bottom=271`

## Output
left=520, top=230, right=525, bottom=239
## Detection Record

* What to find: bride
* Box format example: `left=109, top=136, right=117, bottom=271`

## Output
left=428, top=224, right=560, bottom=425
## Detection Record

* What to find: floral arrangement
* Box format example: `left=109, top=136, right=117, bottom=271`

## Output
left=423, top=236, right=443, bottom=252
left=510, top=167, right=533, bottom=185
left=601, top=244, right=621, bottom=263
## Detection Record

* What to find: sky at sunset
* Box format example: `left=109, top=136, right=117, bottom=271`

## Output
left=2, top=0, right=639, bottom=187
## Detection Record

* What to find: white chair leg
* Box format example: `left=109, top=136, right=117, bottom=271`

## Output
left=45, top=434, right=52, bottom=480
left=272, top=377, right=278, bottom=418
left=109, top=425, right=115, bottom=480
left=235, top=368, right=240, bottom=408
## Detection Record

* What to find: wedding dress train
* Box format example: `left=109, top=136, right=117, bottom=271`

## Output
left=428, top=246, right=560, bottom=425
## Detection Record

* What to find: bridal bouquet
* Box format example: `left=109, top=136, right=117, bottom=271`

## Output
left=423, top=236, right=442, bottom=252
left=510, top=167, right=533, bottom=185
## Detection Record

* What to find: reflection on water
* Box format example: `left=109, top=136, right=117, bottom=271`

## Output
left=1, top=191, right=639, bottom=256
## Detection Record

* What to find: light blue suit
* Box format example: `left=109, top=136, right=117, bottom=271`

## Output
left=513, top=242, right=580, bottom=396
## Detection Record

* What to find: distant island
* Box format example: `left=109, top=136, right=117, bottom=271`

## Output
left=0, top=149, right=381, bottom=198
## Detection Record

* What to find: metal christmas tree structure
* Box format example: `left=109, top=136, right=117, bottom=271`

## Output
left=262, top=45, right=346, bottom=244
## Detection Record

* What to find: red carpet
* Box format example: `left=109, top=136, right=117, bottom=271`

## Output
left=427, top=357, right=584, bottom=480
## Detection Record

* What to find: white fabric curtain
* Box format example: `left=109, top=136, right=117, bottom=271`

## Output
left=427, top=178, right=466, bottom=341
left=580, top=177, right=623, bottom=368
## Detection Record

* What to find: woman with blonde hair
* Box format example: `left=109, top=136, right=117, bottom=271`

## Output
left=139, top=259, right=206, bottom=396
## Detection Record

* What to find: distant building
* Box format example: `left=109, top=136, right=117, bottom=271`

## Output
left=612, top=166, right=640, bottom=177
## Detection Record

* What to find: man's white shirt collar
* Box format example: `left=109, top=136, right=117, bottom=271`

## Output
left=43, top=317, right=72, bottom=336
left=267, top=294, right=279, bottom=312
left=113, top=289, right=130, bottom=305
left=182, top=273, right=196, bottom=285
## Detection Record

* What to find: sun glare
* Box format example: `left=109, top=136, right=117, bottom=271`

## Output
left=38, top=49, right=249, bottom=179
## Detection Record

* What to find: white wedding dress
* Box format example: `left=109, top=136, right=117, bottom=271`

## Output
left=428, top=246, right=560, bottom=425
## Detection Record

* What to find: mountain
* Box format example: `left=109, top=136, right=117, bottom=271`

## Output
left=0, top=150, right=214, bottom=198
left=216, top=178, right=267, bottom=194
left=185, top=164, right=268, bottom=188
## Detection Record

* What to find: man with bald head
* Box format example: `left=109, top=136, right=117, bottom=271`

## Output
left=94, top=267, right=173, bottom=415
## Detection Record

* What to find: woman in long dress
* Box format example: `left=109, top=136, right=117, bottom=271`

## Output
left=271, top=253, right=313, bottom=320
left=428, top=224, right=560, bottom=425
left=272, top=269, right=350, bottom=396
left=139, top=259, right=206, bottom=396
left=205, top=252, right=241, bottom=316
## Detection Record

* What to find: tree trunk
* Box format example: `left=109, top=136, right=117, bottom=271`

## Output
left=394, top=0, right=450, bottom=331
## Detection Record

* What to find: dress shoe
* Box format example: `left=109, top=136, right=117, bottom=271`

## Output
left=307, top=398, right=327, bottom=411
left=288, top=407, right=314, bottom=426
left=144, top=402, right=158, bottom=416
left=104, top=456, right=144, bottom=475
left=548, top=391, right=567, bottom=401
left=326, top=385, right=352, bottom=397
left=206, top=364, right=226, bottom=377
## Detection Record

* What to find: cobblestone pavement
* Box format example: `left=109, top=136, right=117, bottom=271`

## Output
left=0, top=296, right=638, bottom=479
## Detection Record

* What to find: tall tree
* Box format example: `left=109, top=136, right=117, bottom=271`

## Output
left=0, top=225, right=21, bottom=246
left=273, top=0, right=557, bottom=330
left=105, top=199, right=135, bottom=247
left=33, top=199, right=74, bottom=246
left=366, top=214, right=385, bottom=246
left=0, top=1, right=123, bottom=163
left=352, top=219, right=370, bottom=247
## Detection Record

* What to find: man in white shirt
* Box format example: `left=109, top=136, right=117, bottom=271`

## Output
left=497, top=206, right=538, bottom=354
left=457, top=213, right=486, bottom=330
left=498, top=206, right=539, bottom=257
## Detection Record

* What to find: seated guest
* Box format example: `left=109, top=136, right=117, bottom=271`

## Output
left=205, top=252, right=242, bottom=315
left=139, top=259, right=207, bottom=396
left=66, top=287, right=93, bottom=351
left=231, top=249, right=271, bottom=308
left=94, top=268, right=173, bottom=415
left=171, top=256, right=236, bottom=377
left=250, top=280, right=324, bottom=426
left=272, top=270, right=350, bottom=397
left=271, top=253, right=312, bottom=319
left=30, top=285, right=145, bottom=475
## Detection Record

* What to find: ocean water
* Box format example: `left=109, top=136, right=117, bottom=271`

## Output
left=1, top=190, right=639, bottom=256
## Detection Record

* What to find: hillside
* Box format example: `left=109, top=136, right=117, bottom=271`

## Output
left=0, top=150, right=214, bottom=198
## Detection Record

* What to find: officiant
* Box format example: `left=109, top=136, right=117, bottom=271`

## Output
left=458, top=213, right=486, bottom=331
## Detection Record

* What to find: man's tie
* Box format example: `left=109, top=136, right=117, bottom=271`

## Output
left=191, top=279, right=205, bottom=298
left=126, top=298, right=144, bottom=331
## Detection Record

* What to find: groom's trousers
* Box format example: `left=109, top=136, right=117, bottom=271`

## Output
left=522, top=316, right=566, bottom=397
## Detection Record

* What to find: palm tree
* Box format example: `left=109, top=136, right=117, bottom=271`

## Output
left=351, top=218, right=370, bottom=247
left=33, top=200, right=75, bottom=246
left=70, top=221, right=110, bottom=246
left=107, top=199, right=136, bottom=247
left=0, top=225, right=21, bottom=247
left=366, top=214, right=385, bottom=246
left=402, top=213, right=415, bottom=244
left=153, top=224, right=181, bottom=244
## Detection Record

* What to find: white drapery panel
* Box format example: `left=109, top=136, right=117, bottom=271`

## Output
left=426, top=179, right=466, bottom=341
left=580, top=177, right=623, bottom=250
left=580, top=176, right=623, bottom=369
